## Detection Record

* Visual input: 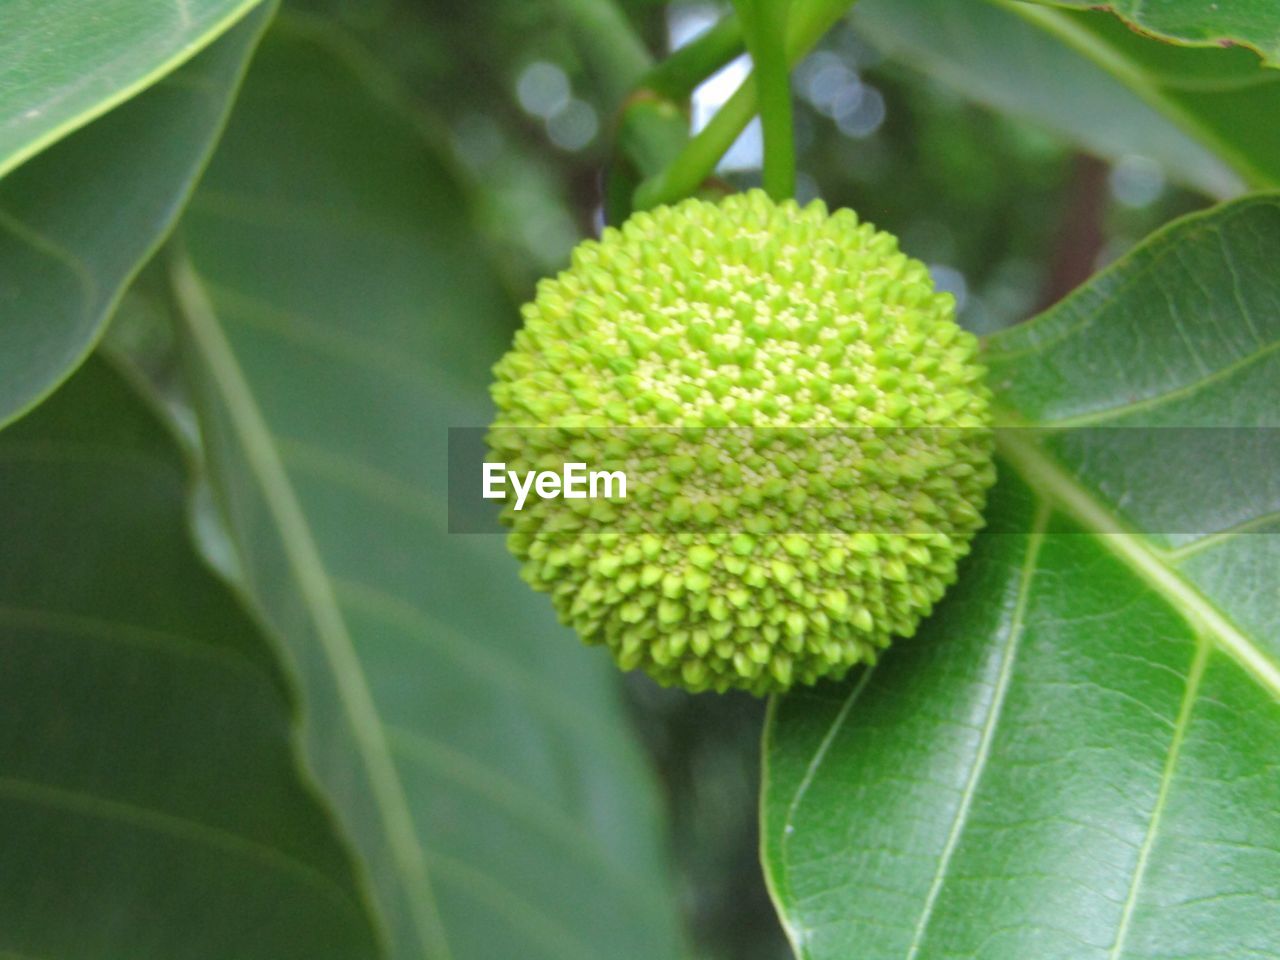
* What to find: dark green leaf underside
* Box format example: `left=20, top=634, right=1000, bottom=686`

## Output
left=0, top=357, right=379, bottom=960
left=172, top=16, right=684, bottom=960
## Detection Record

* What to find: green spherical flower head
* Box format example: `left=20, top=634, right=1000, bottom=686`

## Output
left=490, top=190, right=994, bottom=695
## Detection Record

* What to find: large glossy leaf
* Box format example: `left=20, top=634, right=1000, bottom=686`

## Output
left=170, top=17, right=684, bottom=960
left=1025, top=0, right=1280, bottom=68
left=0, top=0, right=264, bottom=177
left=0, top=356, right=380, bottom=959
left=763, top=194, right=1280, bottom=959
left=854, top=0, right=1280, bottom=195
left=0, top=2, right=273, bottom=431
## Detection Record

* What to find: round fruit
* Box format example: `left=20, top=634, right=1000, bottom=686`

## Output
left=489, top=190, right=994, bottom=694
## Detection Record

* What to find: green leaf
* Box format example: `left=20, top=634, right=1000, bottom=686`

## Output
left=0, top=356, right=380, bottom=959
left=0, top=0, right=266, bottom=178
left=854, top=0, right=1280, bottom=195
left=852, top=0, right=1237, bottom=197
left=170, top=17, right=684, bottom=960
left=1004, top=4, right=1280, bottom=190
left=0, top=2, right=274, bottom=431
left=1023, top=0, right=1280, bottom=68
left=762, top=194, right=1280, bottom=959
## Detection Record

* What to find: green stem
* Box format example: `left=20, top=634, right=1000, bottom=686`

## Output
left=633, top=0, right=856, bottom=210
left=607, top=14, right=746, bottom=224
left=639, top=16, right=746, bottom=102
left=744, top=0, right=796, bottom=200
left=633, top=80, right=760, bottom=211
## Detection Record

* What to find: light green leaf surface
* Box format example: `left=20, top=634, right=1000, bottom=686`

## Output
left=854, top=0, right=1280, bottom=196
left=1004, top=3, right=1280, bottom=190
left=0, top=0, right=265, bottom=178
left=1025, top=0, right=1280, bottom=68
left=763, top=194, right=1280, bottom=959
left=0, top=2, right=273, bottom=431
left=171, top=17, right=684, bottom=960
left=0, top=356, right=380, bottom=959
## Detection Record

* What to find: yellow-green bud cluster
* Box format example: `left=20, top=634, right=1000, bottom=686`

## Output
left=490, top=190, right=994, bottom=694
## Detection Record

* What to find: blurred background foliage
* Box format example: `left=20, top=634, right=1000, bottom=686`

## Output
left=109, top=3, right=1225, bottom=958
left=291, top=0, right=1208, bottom=334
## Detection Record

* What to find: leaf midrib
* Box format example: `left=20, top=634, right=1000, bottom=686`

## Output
left=171, top=253, right=453, bottom=960
left=1106, top=637, right=1209, bottom=959
left=996, top=429, right=1280, bottom=700
left=903, top=502, right=1049, bottom=960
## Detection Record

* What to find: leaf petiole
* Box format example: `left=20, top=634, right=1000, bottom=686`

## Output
left=638, top=15, right=745, bottom=102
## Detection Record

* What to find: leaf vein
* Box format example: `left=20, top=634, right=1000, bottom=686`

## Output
left=172, top=255, right=453, bottom=960
left=333, top=578, right=612, bottom=748
left=0, top=205, right=97, bottom=309
left=426, top=850, right=600, bottom=960
left=904, top=500, right=1049, bottom=960
left=997, top=431, right=1280, bottom=701
left=775, top=666, right=877, bottom=956
left=0, top=604, right=269, bottom=682
left=0, top=775, right=364, bottom=920
left=385, top=725, right=667, bottom=916
left=1108, top=638, right=1210, bottom=959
